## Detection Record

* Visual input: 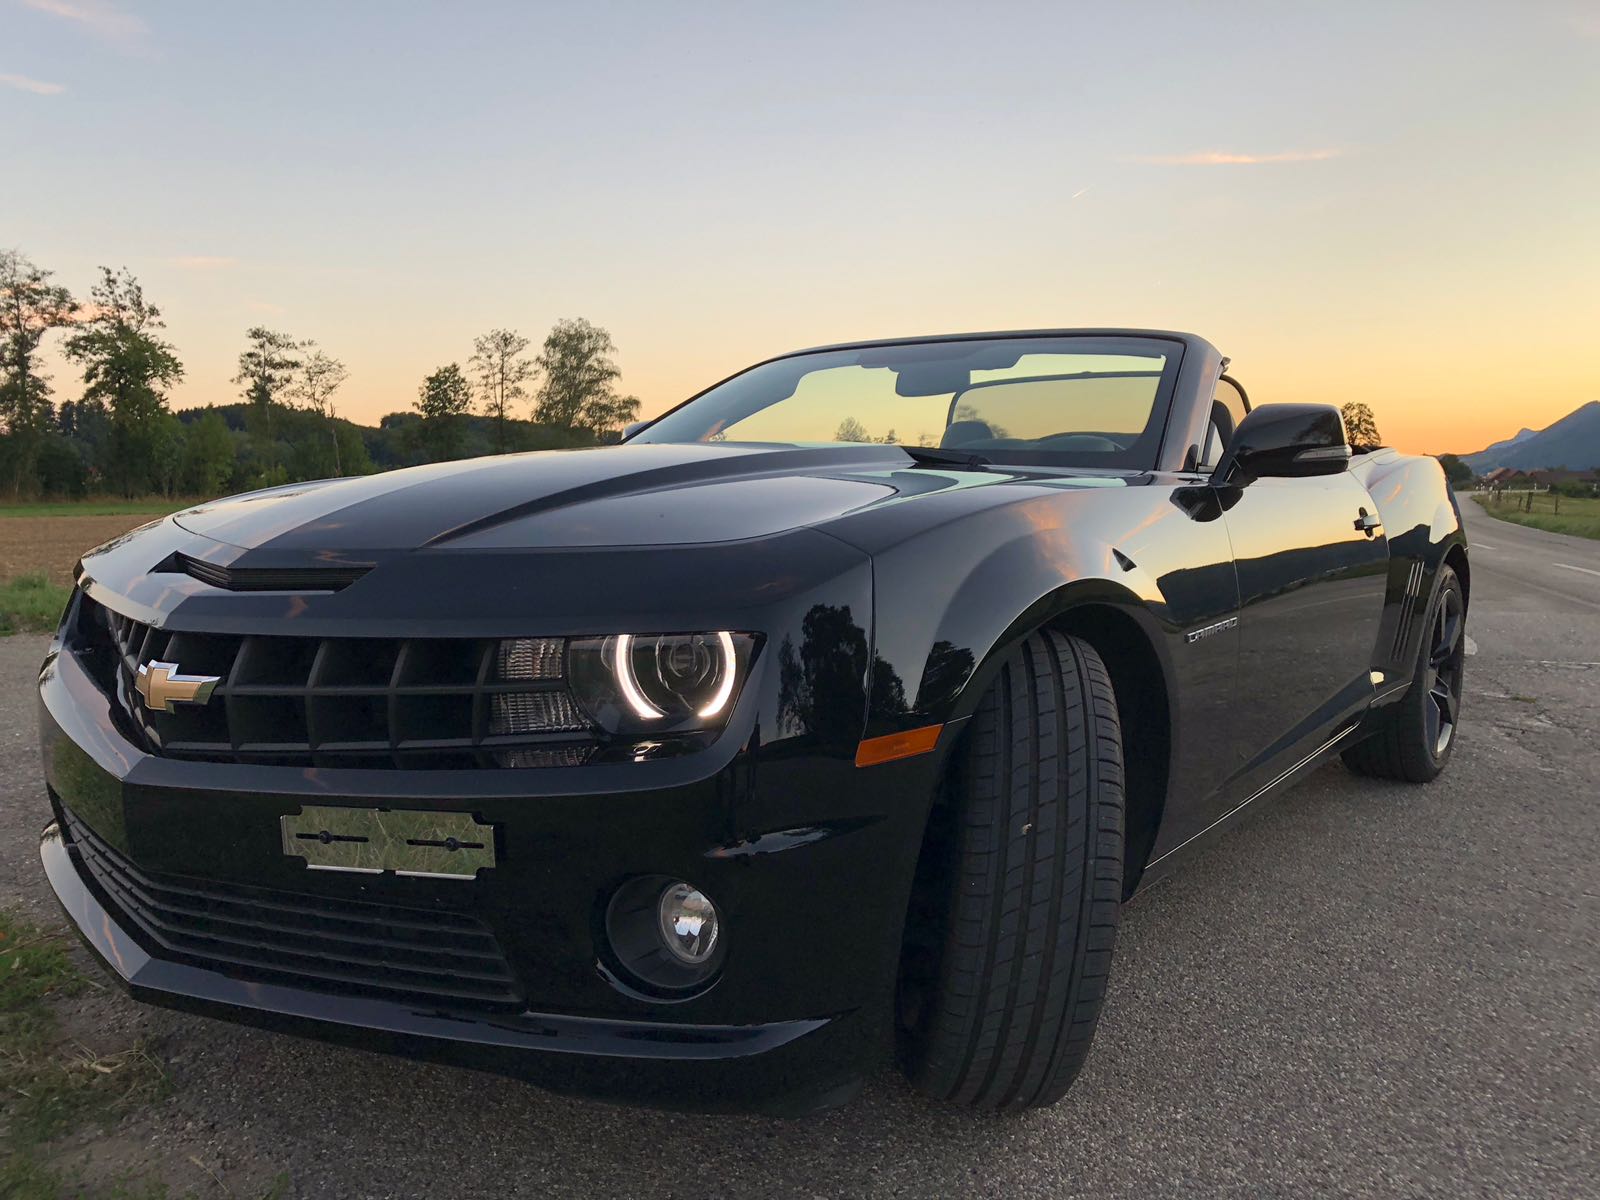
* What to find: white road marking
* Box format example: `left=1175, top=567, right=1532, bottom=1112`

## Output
left=1472, top=542, right=1495, bottom=550
left=1553, top=563, right=1600, bottom=578
left=1464, top=636, right=1478, bottom=657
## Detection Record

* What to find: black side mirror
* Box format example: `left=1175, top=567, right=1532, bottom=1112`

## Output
left=1211, top=403, right=1350, bottom=485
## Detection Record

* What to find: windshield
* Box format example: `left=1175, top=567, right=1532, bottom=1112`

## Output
left=634, top=335, right=1183, bottom=469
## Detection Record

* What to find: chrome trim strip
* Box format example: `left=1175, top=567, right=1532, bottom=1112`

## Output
left=1147, top=724, right=1360, bottom=868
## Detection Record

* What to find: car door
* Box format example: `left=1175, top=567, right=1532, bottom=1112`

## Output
left=1219, top=468, right=1389, bottom=801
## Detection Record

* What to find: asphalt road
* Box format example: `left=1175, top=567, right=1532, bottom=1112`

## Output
left=1, top=497, right=1595, bottom=1198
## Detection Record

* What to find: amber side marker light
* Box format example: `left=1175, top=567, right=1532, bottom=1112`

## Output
left=854, top=724, right=943, bottom=768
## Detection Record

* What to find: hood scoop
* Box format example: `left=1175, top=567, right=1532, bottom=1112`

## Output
left=160, top=552, right=371, bottom=593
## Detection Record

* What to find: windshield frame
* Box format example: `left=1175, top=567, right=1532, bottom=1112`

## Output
left=630, top=331, right=1190, bottom=471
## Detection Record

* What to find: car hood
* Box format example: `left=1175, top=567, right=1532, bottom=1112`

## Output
left=170, top=443, right=1127, bottom=560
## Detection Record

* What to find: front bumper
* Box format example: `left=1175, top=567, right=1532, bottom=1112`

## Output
left=40, top=820, right=861, bottom=1113
left=38, top=611, right=945, bottom=1114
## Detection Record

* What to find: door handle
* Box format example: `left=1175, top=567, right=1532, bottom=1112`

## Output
left=1354, top=509, right=1382, bottom=536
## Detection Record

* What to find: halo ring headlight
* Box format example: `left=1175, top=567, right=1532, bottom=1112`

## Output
left=567, top=631, right=757, bottom=738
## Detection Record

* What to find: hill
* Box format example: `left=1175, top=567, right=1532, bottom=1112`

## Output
left=1460, top=401, right=1600, bottom=473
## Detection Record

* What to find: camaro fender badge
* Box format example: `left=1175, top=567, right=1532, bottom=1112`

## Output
left=280, top=806, right=496, bottom=880
left=135, top=660, right=221, bottom=713
left=1185, top=616, right=1239, bottom=645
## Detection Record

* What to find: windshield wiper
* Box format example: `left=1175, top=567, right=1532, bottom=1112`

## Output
left=897, top=444, right=991, bottom=469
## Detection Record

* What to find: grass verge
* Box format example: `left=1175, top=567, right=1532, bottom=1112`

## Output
left=0, top=501, right=196, bottom=519
left=0, top=574, right=71, bottom=636
left=1470, top=492, right=1600, bottom=540
left=0, top=911, right=169, bottom=1196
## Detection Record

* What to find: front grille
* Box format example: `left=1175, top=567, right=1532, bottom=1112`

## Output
left=75, top=594, right=594, bottom=769
left=64, top=808, right=523, bottom=1011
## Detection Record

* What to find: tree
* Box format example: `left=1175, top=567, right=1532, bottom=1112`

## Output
left=581, top=391, right=641, bottom=437
left=1436, top=453, right=1474, bottom=486
left=835, top=416, right=870, bottom=442
left=533, top=318, right=635, bottom=434
left=232, top=327, right=303, bottom=466
left=292, top=347, right=350, bottom=474
left=470, top=329, right=533, bottom=453
left=179, top=408, right=237, bottom=495
left=0, top=250, right=76, bottom=495
left=1341, top=402, right=1382, bottom=448
left=63, top=267, right=184, bottom=496
left=414, top=363, right=473, bottom=461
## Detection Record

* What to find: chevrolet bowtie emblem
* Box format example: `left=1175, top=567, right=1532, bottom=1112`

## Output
left=135, top=660, right=221, bottom=713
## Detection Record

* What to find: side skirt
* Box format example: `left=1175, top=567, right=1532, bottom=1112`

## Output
left=1132, top=723, right=1360, bottom=891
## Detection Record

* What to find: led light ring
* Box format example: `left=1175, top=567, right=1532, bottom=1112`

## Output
left=614, top=633, right=665, bottom=720
left=614, top=632, right=737, bottom=722
left=697, top=632, right=738, bottom=718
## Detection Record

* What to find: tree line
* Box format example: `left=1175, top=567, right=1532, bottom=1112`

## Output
left=0, top=248, right=641, bottom=499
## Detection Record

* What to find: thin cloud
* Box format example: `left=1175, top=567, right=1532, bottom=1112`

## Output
left=0, top=72, right=65, bottom=94
left=1134, top=149, right=1343, bottom=166
left=169, top=255, right=236, bottom=270
left=21, top=0, right=147, bottom=45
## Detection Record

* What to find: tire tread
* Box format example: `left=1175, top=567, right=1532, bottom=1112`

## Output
left=909, top=629, right=1124, bottom=1110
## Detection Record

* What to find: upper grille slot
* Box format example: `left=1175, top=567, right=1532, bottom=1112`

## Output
left=172, top=552, right=370, bottom=593
left=76, top=594, right=594, bottom=769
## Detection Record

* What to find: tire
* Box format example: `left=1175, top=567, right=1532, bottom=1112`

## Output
left=1342, top=564, right=1466, bottom=783
left=900, top=629, right=1124, bottom=1110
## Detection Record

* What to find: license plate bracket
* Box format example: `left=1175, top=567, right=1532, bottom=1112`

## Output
left=280, top=806, right=496, bottom=879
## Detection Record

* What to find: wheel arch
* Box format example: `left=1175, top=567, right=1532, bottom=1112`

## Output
left=1047, top=603, right=1171, bottom=898
left=909, top=580, right=1177, bottom=903
left=1443, top=540, right=1470, bottom=612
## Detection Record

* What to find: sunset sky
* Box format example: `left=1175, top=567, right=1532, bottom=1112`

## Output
left=6, top=0, right=1597, bottom=454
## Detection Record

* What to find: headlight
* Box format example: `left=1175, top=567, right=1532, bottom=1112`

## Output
left=568, top=631, right=757, bottom=736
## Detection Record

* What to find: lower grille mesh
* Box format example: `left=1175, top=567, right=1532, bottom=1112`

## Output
left=64, top=809, right=523, bottom=1011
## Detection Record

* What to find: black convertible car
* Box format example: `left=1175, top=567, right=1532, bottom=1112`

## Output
left=38, top=329, right=1468, bottom=1113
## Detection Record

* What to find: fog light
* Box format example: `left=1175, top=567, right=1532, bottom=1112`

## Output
left=604, top=874, right=725, bottom=995
left=657, top=882, right=719, bottom=963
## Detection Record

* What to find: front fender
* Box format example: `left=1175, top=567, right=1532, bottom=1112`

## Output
left=824, top=481, right=1236, bottom=749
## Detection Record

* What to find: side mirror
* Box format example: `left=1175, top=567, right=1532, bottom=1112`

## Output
left=1211, top=403, right=1351, bottom=485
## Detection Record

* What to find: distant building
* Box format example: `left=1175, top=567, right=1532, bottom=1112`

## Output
left=1528, top=469, right=1582, bottom=487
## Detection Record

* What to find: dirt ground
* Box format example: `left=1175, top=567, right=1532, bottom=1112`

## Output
left=0, top=515, right=164, bottom=585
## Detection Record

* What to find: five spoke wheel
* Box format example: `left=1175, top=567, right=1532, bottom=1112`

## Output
left=1425, top=584, right=1465, bottom=755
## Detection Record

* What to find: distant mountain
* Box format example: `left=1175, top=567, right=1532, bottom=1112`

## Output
left=1460, top=401, right=1600, bottom=473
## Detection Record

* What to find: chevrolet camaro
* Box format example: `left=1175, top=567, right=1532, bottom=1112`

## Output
left=37, top=329, right=1469, bottom=1113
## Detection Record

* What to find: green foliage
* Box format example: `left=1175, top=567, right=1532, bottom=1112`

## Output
left=0, top=573, right=71, bottom=634
left=1435, top=452, right=1473, bottom=485
left=179, top=409, right=238, bottom=495
left=63, top=268, right=185, bottom=498
left=414, top=363, right=474, bottom=461
left=534, top=317, right=639, bottom=435
left=233, top=327, right=305, bottom=470
left=2, top=251, right=635, bottom=500
left=470, top=329, right=534, bottom=453
left=1471, top=491, right=1600, bottom=540
left=0, top=910, right=169, bottom=1190
left=0, top=250, right=77, bottom=497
